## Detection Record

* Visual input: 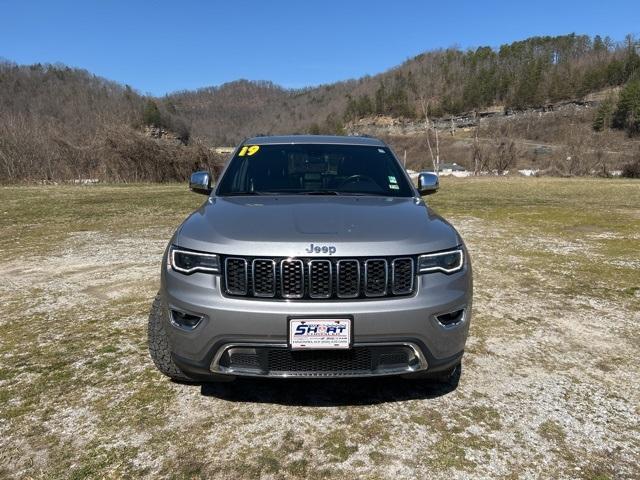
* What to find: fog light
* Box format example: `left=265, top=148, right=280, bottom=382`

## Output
left=436, top=309, right=465, bottom=327
left=170, top=309, right=204, bottom=329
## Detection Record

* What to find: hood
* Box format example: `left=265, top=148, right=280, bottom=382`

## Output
left=175, top=196, right=460, bottom=257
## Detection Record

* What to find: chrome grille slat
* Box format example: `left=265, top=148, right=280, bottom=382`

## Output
left=223, top=256, right=414, bottom=299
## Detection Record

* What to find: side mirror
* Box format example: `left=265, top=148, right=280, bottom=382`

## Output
left=189, top=171, right=213, bottom=195
left=417, top=172, right=439, bottom=195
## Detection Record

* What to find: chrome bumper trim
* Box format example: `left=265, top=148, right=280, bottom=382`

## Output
left=209, top=341, right=429, bottom=378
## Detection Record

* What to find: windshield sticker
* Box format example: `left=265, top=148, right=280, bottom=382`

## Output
left=238, top=145, right=260, bottom=157
left=390, top=184, right=400, bottom=190
left=388, top=176, right=397, bottom=184
left=378, top=148, right=385, bottom=153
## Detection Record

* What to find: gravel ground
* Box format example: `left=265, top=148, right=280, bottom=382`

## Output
left=0, top=179, right=638, bottom=479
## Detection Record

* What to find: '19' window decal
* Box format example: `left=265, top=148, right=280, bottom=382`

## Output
left=238, top=145, right=260, bottom=156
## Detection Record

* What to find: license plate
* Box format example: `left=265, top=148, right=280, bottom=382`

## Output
left=289, top=318, right=351, bottom=350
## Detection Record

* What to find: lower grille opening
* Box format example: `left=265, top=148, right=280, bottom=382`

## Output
left=269, top=349, right=372, bottom=372
left=228, top=351, right=261, bottom=368
left=217, top=345, right=422, bottom=377
left=379, top=351, right=409, bottom=366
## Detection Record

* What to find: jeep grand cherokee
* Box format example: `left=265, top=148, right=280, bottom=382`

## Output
left=148, top=135, right=472, bottom=383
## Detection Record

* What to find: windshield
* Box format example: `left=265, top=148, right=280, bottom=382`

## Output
left=216, top=143, right=414, bottom=197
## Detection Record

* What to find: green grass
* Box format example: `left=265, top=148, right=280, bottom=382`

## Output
left=0, top=183, right=203, bottom=257
left=432, top=177, right=640, bottom=308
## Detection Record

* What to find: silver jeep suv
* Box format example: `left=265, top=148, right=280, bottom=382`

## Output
left=148, top=135, right=472, bottom=384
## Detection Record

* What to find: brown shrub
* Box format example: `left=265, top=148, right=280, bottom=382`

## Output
left=621, top=158, right=640, bottom=178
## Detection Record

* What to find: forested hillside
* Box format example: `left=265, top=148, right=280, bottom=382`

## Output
left=168, top=34, right=640, bottom=143
left=1, top=33, right=639, bottom=182
left=0, top=63, right=219, bottom=182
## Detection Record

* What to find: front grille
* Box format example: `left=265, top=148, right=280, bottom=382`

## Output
left=217, top=345, right=421, bottom=377
left=222, top=255, right=416, bottom=300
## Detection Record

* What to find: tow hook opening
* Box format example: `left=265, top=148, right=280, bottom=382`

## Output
left=436, top=309, right=465, bottom=327
left=170, top=309, right=205, bottom=330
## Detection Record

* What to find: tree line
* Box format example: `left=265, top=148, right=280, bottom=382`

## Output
left=343, top=34, right=640, bottom=121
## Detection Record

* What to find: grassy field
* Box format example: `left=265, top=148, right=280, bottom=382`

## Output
left=0, top=178, right=639, bottom=479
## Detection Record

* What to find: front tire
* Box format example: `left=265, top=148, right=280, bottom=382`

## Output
left=147, top=293, right=191, bottom=381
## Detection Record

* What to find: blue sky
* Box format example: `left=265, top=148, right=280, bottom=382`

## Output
left=1, top=0, right=638, bottom=96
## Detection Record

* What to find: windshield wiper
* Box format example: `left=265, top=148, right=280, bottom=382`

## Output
left=300, top=190, right=339, bottom=195
left=285, top=190, right=382, bottom=196
left=240, top=190, right=340, bottom=195
left=336, top=191, right=385, bottom=196
left=222, top=190, right=384, bottom=197
left=222, top=191, right=280, bottom=196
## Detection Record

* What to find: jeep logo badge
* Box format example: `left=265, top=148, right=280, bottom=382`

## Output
left=305, top=243, right=337, bottom=255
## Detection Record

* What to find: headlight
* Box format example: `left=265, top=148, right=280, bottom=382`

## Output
left=169, top=246, right=220, bottom=274
left=418, top=248, right=464, bottom=274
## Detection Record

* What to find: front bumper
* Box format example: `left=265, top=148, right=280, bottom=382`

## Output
left=161, top=254, right=472, bottom=380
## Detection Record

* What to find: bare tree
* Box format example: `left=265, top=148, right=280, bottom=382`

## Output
left=592, top=134, right=609, bottom=176
left=471, top=128, right=490, bottom=175
left=419, top=98, right=440, bottom=172
left=491, top=138, right=518, bottom=174
left=478, top=121, right=519, bottom=175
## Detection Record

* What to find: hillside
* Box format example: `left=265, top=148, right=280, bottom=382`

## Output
left=1, top=33, right=639, bottom=182
left=167, top=34, right=640, bottom=143
left=0, top=62, right=222, bottom=182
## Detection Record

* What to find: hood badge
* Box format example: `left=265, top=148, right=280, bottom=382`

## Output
left=305, top=243, right=337, bottom=255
